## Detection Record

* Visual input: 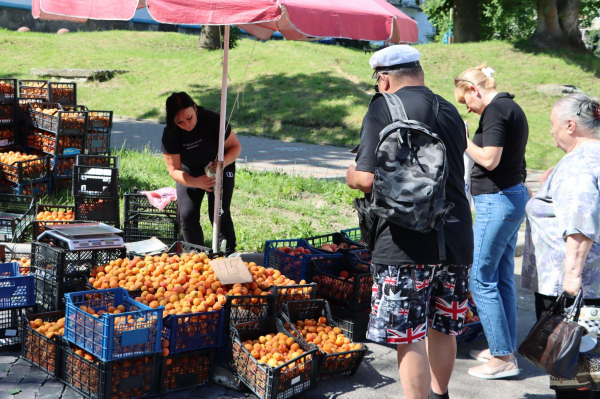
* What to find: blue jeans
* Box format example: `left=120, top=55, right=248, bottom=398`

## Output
left=471, top=183, right=529, bottom=356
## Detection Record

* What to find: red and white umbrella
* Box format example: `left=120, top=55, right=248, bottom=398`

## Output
left=31, top=0, right=418, bottom=252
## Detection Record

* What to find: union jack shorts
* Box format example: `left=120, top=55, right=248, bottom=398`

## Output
left=367, top=263, right=471, bottom=345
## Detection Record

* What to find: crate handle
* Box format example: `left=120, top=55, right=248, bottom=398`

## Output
left=120, top=327, right=150, bottom=347
left=0, top=281, right=16, bottom=287
left=118, top=374, right=145, bottom=391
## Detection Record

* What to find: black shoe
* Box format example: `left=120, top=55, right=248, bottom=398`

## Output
left=429, top=388, right=449, bottom=399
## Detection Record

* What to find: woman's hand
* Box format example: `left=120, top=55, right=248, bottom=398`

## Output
left=563, top=276, right=583, bottom=296
left=195, top=175, right=216, bottom=192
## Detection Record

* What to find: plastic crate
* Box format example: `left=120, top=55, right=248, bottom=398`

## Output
left=74, top=196, right=120, bottom=227
left=0, top=147, right=51, bottom=184
left=268, top=283, right=317, bottom=313
left=19, top=80, right=49, bottom=100
left=0, top=193, right=35, bottom=242
left=51, top=155, right=77, bottom=177
left=52, top=176, right=72, bottom=193
left=28, top=128, right=85, bottom=156
left=159, top=349, right=213, bottom=394
left=456, top=302, right=485, bottom=346
left=304, top=232, right=365, bottom=255
left=328, top=302, right=370, bottom=342
left=1, top=243, right=31, bottom=275
left=32, top=204, right=78, bottom=239
left=264, top=239, right=340, bottom=284
left=20, top=311, right=64, bottom=377
left=28, top=102, right=87, bottom=135
left=0, top=177, right=50, bottom=197
left=0, top=262, right=34, bottom=308
left=230, top=317, right=318, bottom=399
left=32, top=274, right=89, bottom=313
left=280, top=300, right=368, bottom=381
left=62, top=341, right=159, bottom=399
left=72, top=164, right=118, bottom=197
left=48, top=82, right=77, bottom=105
left=124, top=190, right=178, bottom=217
left=341, top=227, right=362, bottom=244
left=0, top=306, right=26, bottom=348
left=0, top=103, right=16, bottom=125
left=124, top=214, right=181, bottom=246
left=0, top=126, right=17, bottom=147
left=31, top=240, right=126, bottom=280
left=0, top=79, right=17, bottom=103
left=310, top=257, right=372, bottom=309
left=162, top=309, right=224, bottom=354
left=76, top=154, right=119, bottom=168
left=64, top=288, right=164, bottom=362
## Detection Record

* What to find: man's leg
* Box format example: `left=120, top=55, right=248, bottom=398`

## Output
left=426, top=328, right=456, bottom=395
left=397, top=340, right=431, bottom=399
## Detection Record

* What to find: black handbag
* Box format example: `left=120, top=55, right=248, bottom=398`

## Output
left=518, top=289, right=585, bottom=379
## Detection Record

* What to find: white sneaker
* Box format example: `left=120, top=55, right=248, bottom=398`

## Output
left=468, top=357, right=520, bottom=379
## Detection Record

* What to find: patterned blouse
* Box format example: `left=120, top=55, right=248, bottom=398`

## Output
left=521, top=141, right=600, bottom=298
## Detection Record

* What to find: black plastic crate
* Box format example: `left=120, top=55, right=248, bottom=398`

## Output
left=304, top=232, right=365, bottom=255
left=124, top=190, right=178, bottom=217
left=48, top=82, right=76, bottom=105
left=230, top=317, right=318, bottom=399
left=159, top=349, right=213, bottom=394
left=17, top=97, right=44, bottom=126
left=0, top=146, right=51, bottom=184
left=268, top=283, right=317, bottom=313
left=21, top=311, right=64, bottom=378
left=310, top=256, right=372, bottom=309
left=31, top=240, right=126, bottom=280
left=0, top=126, right=17, bottom=147
left=280, top=300, right=368, bottom=381
left=19, top=80, right=49, bottom=100
left=74, top=196, right=120, bottom=227
left=32, top=204, right=77, bottom=239
left=0, top=103, right=16, bottom=125
left=0, top=193, right=35, bottom=242
left=28, top=102, right=87, bottom=135
left=52, top=176, right=72, bottom=193
left=62, top=341, right=160, bottom=399
left=32, top=274, right=89, bottom=313
left=73, top=165, right=118, bottom=197
left=328, top=303, right=370, bottom=343
left=0, top=79, right=17, bottom=103
left=0, top=306, right=26, bottom=349
left=76, top=154, right=119, bottom=168
left=123, top=214, right=180, bottom=246
left=52, top=155, right=77, bottom=177
left=28, top=128, right=85, bottom=156
left=0, top=177, right=51, bottom=197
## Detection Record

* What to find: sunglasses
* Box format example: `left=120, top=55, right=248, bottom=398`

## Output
left=454, top=77, right=475, bottom=87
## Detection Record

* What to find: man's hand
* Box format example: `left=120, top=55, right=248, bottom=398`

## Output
left=346, top=165, right=357, bottom=189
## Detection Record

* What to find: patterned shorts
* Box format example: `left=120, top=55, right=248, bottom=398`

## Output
left=367, top=263, right=472, bottom=345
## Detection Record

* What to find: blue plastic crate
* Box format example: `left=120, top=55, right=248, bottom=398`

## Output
left=162, top=309, right=225, bottom=354
left=64, top=287, right=164, bottom=362
left=348, top=249, right=372, bottom=273
left=456, top=302, right=485, bottom=346
left=0, top=177, right=50, bottom=197
left=263, top=239, right=341, bottom=283
left=0, top=262, right=34, bottom=309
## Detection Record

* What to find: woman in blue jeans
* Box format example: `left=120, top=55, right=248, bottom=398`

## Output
left=454, top=64, right=529, bottom=379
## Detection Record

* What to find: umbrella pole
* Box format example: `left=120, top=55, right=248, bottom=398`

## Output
left=212, top=25, right=230, bottom=253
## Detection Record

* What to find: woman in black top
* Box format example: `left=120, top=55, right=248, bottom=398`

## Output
left=161, top=92, right=242, bottom=255
left=454, top=64, right=529, bottom=380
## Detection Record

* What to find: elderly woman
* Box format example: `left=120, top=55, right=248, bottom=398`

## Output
left=521, top=93, right=600, bottom=399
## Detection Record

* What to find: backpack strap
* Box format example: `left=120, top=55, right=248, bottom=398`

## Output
left=379, top=93, right=408, bottom=122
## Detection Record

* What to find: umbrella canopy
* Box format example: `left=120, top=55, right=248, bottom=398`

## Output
left=32, top=0, right=418, bottom=43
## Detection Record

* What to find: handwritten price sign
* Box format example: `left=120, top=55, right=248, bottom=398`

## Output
left=209, top=257, right=253, bottom=285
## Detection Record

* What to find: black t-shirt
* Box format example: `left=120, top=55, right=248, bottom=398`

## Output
left=471, top=93, right=528, bottom=195
left=161, top=107, right=232, bottom=177
left=355, top=86, right=474, bottom=266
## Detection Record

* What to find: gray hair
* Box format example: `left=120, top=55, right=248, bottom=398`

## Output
left=386, top=66, right=424, bottom=82
left=554, top=93, right=600, bottom=138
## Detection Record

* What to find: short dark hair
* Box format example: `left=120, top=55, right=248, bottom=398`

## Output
left=387, top=66, right=424, bottom=82
left=166, top=92, right=196, bottom=128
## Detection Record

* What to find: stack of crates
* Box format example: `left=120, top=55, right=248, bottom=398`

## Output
left=0, top=261, right=35, bottom=351
left=123, top=189, right=181, bottom=246
left=73, top=155, right=120, bottom=227
left=0, top=79, right=18, bottom=147
left=0, top=193, right=35, bottom=243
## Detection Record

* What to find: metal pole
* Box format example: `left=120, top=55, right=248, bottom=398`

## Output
left=213, top=25, right=229, bottom=253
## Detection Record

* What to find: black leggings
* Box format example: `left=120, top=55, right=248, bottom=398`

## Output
left=177, top=163, right=236, bottom=254
left=535, top=292, right=600, bottom=399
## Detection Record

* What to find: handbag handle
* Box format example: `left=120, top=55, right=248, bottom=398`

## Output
left=548, top=288, right=584, bottom=322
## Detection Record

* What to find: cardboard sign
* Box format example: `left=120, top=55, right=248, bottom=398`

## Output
left=209, top=257, right=253, bottom=285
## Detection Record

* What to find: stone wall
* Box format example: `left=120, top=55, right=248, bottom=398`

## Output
left=0, top=5, right=159, bottom=33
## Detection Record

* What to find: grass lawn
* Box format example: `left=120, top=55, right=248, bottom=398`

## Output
left=2, top=29, right=600, bottom=169
left=38, top=146, right=361, bottom=252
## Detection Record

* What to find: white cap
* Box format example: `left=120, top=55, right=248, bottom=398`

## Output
left=369, top=45, right=421, bottom=70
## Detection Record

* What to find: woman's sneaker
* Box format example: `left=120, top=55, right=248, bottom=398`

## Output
left=468, top=357, right=520, bottom=379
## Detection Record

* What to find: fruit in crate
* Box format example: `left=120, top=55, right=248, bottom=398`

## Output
left=162, top=352, right=209, bottom=389
left=88, top=112, right=110, bottom=127
left=10, top=257, right=30, bottom=275
left=0, top=127, right=14, bottom=140
left=288, top=318, right=362, bottom=354
left=0, top=151, right=41, bottom=165
left=277, top=246, right=312, bottom=256
left=36, top=209, right=74, bottom=221
left=51, top=86, right=75, bottom=99
left=24, top=317, right=64, bottom=375
left=34, top=107, right=59, bottom=115
left=21, top=83, right=47, bottom=96
left=29, top=317, right=65, bottom=338
left=242, top=332, right=307, bottom=368
left=0, top=81, right=14, bottom=94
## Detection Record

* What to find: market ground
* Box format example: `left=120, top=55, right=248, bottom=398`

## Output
left=0, top=256, right=554, bottom=399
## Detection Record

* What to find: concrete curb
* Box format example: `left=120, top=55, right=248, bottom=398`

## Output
left=114, top=115, right=166, bottom=124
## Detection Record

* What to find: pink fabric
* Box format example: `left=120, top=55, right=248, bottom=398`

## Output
left=139, top=187, right=177, bottom=211
left=32, top=0, right=418, bottom=43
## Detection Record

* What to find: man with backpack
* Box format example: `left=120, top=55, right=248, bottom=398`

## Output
left=346, top=45, right=474, bottom=399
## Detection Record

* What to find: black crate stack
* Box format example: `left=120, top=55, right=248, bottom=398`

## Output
left=123, top=189, right=181, bottom=246
left=0, top=79, right=18, bottom=147
left=73, top=154, right=120, bottom=227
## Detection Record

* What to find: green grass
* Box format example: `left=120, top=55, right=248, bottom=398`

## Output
left=38, top=146, right=361, bottom=252
left=3, top=29, right=600, bottom=169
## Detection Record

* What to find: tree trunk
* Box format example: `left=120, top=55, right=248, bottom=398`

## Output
left=453, top=0, right=481, bottom=43
left=532, top=0, right=588, bottom=52
left=198, top=25, right=222, bottom=50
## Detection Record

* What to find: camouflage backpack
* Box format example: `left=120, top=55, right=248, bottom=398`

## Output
left=370, top=92, right=454, bottom=260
